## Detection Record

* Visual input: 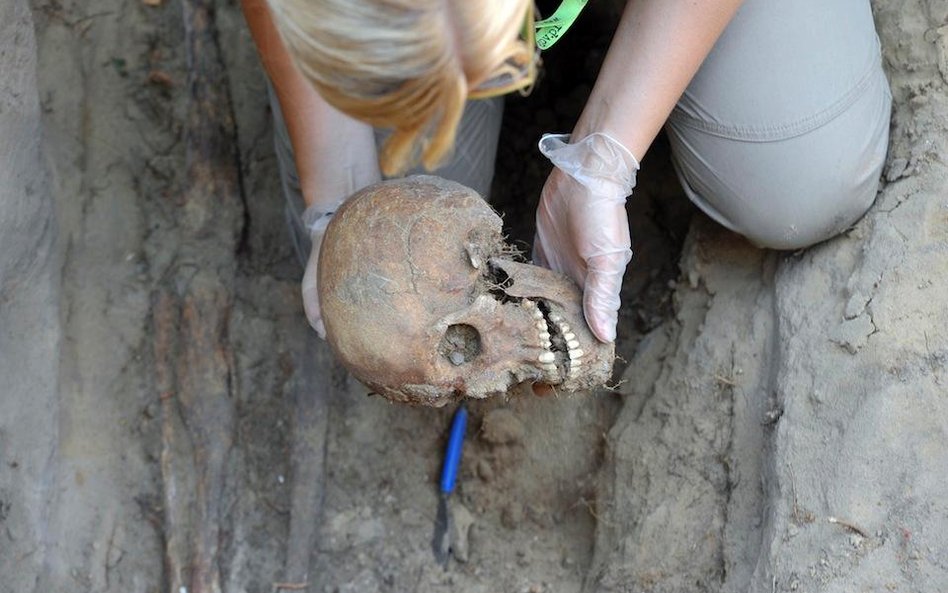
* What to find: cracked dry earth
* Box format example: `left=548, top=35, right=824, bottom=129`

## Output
left=2, top=0, right=948, bottom=592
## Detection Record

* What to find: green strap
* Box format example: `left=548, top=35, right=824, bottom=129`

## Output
left=535, top=0, right=589, bottom=50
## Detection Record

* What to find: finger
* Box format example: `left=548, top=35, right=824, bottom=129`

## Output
left=583, top=279, right=620, bottom=343
left=301, top=250, right=325, bottom=337
left=583, top=253, right=630, bottom=343
left=532, top=235, right=549, bottom=268
left=301, top=282, right=324, bottom=335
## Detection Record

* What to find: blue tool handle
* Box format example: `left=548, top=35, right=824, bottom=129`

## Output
left=439, top=406, right=468, bottom=494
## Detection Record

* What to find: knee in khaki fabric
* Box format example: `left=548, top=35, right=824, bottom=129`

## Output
left=665, top=0, right=892, bottom=250
left=668, top=65, right=891, bottom=250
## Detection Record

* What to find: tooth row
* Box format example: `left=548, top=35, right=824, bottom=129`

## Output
left=525, top=301, right=553, bottom=352
left=533, top=308, right=588, bottom=380
left=556, top=315, right=583, bottom=379
left=522, top=300, right=545, bottom=317
left=555, top=320, right=579, bottom=353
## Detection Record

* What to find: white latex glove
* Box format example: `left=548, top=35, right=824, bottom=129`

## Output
left=534, top=132, right=639, bottom=343
left=301, top=206, right=335, bottom=338
left=293, top=117, right=380, bottom=339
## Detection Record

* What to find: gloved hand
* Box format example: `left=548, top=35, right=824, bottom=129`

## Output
left=300, top=205, right=336, bottom=338
left=534, top=132, right=639, bottom=343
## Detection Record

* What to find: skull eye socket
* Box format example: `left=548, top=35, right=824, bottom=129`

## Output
left=439, top=324, right=482, bottom=366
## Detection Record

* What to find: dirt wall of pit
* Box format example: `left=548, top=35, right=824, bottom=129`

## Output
left=0, top=1, right=946, bottom=592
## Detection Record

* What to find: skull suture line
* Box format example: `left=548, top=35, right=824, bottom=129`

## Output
left=318, top=176, right=615, bottom=406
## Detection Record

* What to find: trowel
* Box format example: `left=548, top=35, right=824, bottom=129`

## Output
left=431, top=405, right=468, bottom=567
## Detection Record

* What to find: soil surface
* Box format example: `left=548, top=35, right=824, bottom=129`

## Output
left=2, top=0, right=946, bottom=592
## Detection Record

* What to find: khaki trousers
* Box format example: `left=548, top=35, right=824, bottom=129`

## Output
left=273, top=0, right=891, bottom=260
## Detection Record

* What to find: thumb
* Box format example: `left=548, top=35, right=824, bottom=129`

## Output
left=301, top=245, right=326, bottom=339
left=532, top=234, right=550, bottom=269
left=582, top=251, right=631, bottom=343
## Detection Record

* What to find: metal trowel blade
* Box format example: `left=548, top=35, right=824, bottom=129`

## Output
left=431, top=493, right=453, bottom=567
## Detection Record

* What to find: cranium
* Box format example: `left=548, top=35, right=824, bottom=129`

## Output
left=318, top=175, right=614, bottom=406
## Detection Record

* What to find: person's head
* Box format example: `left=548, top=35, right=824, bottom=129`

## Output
left=268, top=0, right=537, bottom=176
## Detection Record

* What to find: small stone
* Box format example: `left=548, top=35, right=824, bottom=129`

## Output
left=844, top=292, right=868, bottom=319
left=476, top=459, right=494, bottom=481
left=688, top=270, right=701, bottom=289
left=885, top=157, right=909, bottom=182
left=501, top=503, right=524, bottom=529
left=450, top=502, right=475, bottom=563
left=480, top=409, right=525, bottom=445
left=830, top=313, right=875, bottom=354
left=526, top=504, right=555, bottom=528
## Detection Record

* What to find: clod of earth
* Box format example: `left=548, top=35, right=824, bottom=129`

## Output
left=318, top=175, right=615, bottom=405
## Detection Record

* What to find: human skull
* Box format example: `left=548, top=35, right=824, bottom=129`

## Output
left=318, top=175, right=615, bottom=406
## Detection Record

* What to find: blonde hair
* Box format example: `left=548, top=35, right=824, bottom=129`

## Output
left=267, top=0, right=534, bottom=176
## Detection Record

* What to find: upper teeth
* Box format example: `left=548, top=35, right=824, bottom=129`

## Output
left=562, top=317, right=584, bottom=379
left=530, top=309, right=589, bottom=381
left=523, top=301, right=544, bottom=317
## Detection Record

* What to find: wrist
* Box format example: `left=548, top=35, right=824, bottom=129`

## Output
left=538, top=132, right=639, bottom=198
left=302, top=203, right=336, bottom=238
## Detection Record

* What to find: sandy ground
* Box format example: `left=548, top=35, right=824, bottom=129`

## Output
left=1, top=0, right=946, bottom=592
